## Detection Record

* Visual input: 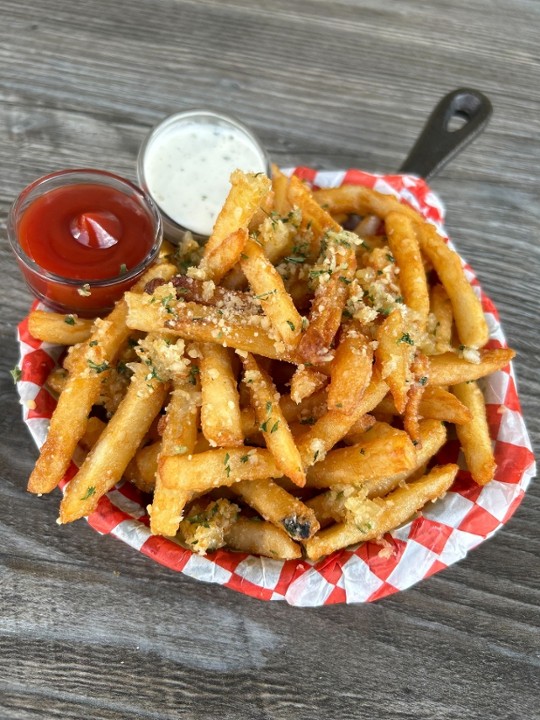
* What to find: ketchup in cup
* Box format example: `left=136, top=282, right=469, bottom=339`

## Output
left=8, top=169, right=163, bottom=316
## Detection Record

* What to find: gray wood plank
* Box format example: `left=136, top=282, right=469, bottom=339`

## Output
left=0, top=0, right=538, bottom=718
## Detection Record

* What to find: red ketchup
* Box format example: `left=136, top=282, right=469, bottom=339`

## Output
left=9, top=170, right=162, bottom=316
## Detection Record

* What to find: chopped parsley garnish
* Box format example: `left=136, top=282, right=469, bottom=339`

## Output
left=300, top=416, right=316, bottom=425
left=419, top=376, right=428, bottom=386
left=339, top=276, right=351, bottom=284
left=395, top=296, right=404, bottom=304
left=64, top=315, right=76, bottom=325
left=260, top=420, right=270, bottom=432
left=224, top=452, right=231, bottom=478
left=359, top=448, right=366, bottom=455
left=188, top=365, right=200, bottom=385
left=87, top=359, right=109, bottom=374
left=284, top=255, right=306, bottom=264
left=119, top=263, right=128, bottom=274
left=10, top=366, right=21, bottom=383
left=254, top=290, right=277, bottom=301
left=386, top=253, right=395, bottom=263
left=81, top=486, right=96, bottom=501
left=398, top=333, right=415, bottom=345
left=270, top=421, right=280, bottom=434
left=240, top=253, right=249, bottom=260
left=265, top=401, right=272, bottom=415
left=286, top=320, right=295, bottom=332
left=89, top=340, right=98, bottom=347
left=240, top=455, right=249, bottom=464
left=309, top=269, right=332, bottom=278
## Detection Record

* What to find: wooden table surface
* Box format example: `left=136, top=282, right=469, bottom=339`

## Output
left=0, top=1, right=538, bottom=718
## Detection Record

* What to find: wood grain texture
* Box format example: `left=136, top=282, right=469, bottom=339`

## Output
left=0, top=0, right=538, bottom=718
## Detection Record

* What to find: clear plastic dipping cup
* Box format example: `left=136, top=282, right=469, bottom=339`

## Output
left=137, top=109, right=270, bottom=243
left=8, top=169, right=163, bottom=316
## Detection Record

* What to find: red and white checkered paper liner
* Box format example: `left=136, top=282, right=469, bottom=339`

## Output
left=14, top=168, right=535, bottom=607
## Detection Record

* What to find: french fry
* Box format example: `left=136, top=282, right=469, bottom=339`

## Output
left=306, top=419, right=448, bottom=524
left=375, top=309, right=411, bottom=414
left=28, top=311, right=94, bottom=345
left=296, top=375, right=389, bottom=467
left=287, top=174, right=341, bottom=256
left=200, top=170, right=271, bottom=279
left=303, top=464, right=459, bottom=561
left=372, top=386, right=472, bottom=426
left=417, top=225, right=488, bottom=349
left=158, top=448, right=281, bottom=498
left=298, top=231, right=357, bottom=363
left=290, top=366, right=328, bottom=404
left=305, top=427, right=416, bottom=489
left=46, top=367, right=68, bottom=396
left=178, top=498, right=239, bottom=555
left=59, top=363, right=169, bottom=523
left=428, top=348, right=515, bottom=385
left=231, top=478, right=320, bottom=540
left=125, top=290, right=298, bottom=362
left=403, top=352, right=429, bottom=442
left=271, top=164, right=291, bottom=216
left=429, top=284, right=453, bottom=354
left=78, top=417, right=106, bottom=453
left=199, top=228, right=249, bottom=285
left=385, top=212, right=429, bottom=330
left=240, top=237, right=303, bottom=347
left=225, top=516, right=301, bottom=559
left=327, top=325, right=373, bottom=414
left=150, top=379, right=200, bottom=535
left=124, top=441, right=160, bottom=493
left=200, top=343, right=243, bottom=448
left=242, top=353, right=305, bottom=486
left=452, top=381, right=496, bottom=485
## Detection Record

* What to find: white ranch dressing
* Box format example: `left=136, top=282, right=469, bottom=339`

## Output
left=143, top=120, right=267, bottom=236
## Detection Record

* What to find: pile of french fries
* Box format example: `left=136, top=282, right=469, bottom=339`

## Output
left=27, top=167, right=515, bottom=562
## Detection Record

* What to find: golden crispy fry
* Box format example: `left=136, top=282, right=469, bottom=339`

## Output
left=403, top=352, right=429, bottom=442
left=201, top=170, right=271, bottom=278
left=231, top=479, right=319, bottom=540
left=385, top=212, right=429, bottom=330
left=179, top=498, right=240, bottom=554
left=197, top=228, right=248, bottom=285
left=78, top=417, right=106, bottom=453
left=200, top=343, right=243, bottom=448
left=303, top=464, right=459, bottom=561
left=307, top=419, right=448, bottom=524
left=290, top=366, right=328, bottom=405
left=429, top=284, right=453, bottom=354
left=417, top=225, right=488, bottom=349
left=327, top=325, right=373, bottom=414
left=360, top=418, right=447, bottom=497
left=240, top=238, right=303, bottom=347
left=124, top=441, right=160, bottom=493
left=375, top=309, right=411, bottom=414
left=452, top=381, right=496, bottom=485
left=305, top=427, right=416, bottom=489
left=158, top=448, right=281, bottom=498
left=125, top=290, right=298, bottom=362
left=374, top=386, right=472, bottom=425
left=28, top=311, right=94, bottom=345
left=46, top=367, right=68, bottom=396
left=242, top=353, right=305, bottom=486
left=287, top=174, right=341, bottom=257
left=271, top=164, right=291, bottom=216
left=428, top=348, right=515, bottom=385
left=225, top=516, right=302, bottom=559
left=150, top=379, right=200, bottom=535
left=59, top=363, right=169, bottom=523
left=298, top=231, right=357, bottom=363
left=296, top=375, right=389, bottom=467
